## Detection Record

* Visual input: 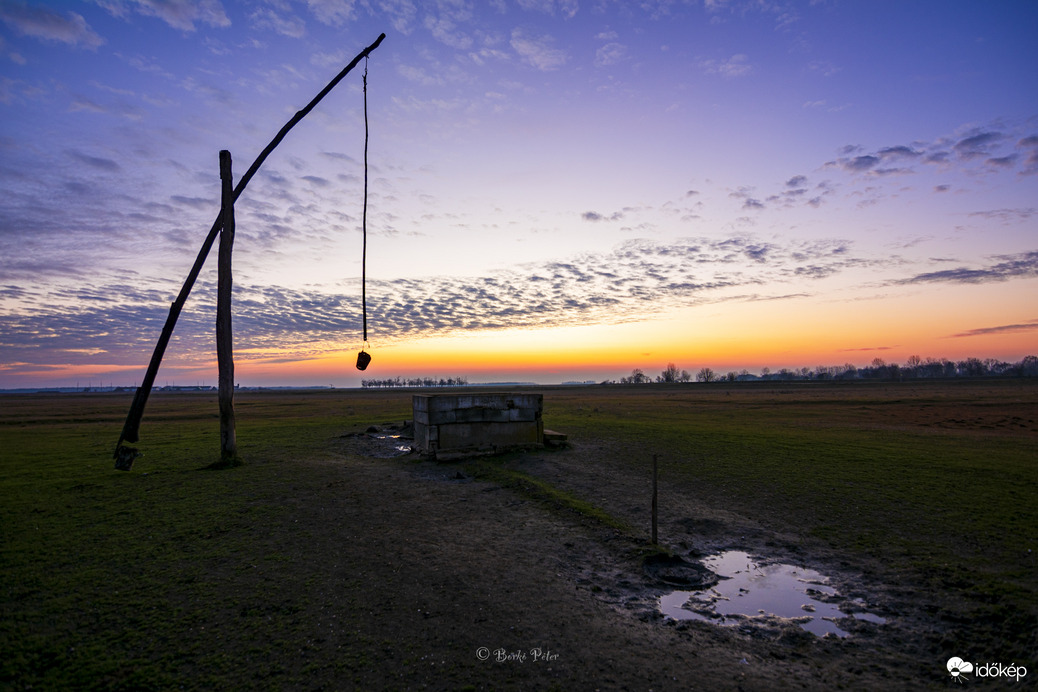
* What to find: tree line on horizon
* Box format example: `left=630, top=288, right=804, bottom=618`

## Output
left=361, top=376, right=470, bottom=389
left=614, top=354, right=1038, bottom=384
left=357, top=355, right=1037, bottom=389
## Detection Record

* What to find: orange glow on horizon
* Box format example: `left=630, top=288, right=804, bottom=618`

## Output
left=17, top=279, right=1032, bottom=389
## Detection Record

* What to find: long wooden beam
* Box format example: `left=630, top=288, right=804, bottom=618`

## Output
left=114, top=32, right=386, bottom=467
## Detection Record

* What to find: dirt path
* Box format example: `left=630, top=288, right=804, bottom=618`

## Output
left=313, top=436, right=932, bottom=690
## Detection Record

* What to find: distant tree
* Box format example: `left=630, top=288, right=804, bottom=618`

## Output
left=622, top=368, right=649, bottom=384
left=659, top=363, right=681, bottom=383
left=679, top=370, right=692, bottom=383
left=696, top=367, right=717, bottom=383
left=958, top=358, right=986, bottom=377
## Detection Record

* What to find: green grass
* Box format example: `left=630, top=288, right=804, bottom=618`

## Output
left=2, top=382, right=1036, bottom=686
left=461, top=457, right=631, bottom=533
left=543, top=381, right=1037, bottom=660
left=1, top=391, right=393, bottom=689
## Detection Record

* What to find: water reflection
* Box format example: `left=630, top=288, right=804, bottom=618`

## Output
left=659, top=551, right=885, bottom=638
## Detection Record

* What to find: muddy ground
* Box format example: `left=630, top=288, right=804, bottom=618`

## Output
left=327, top=421, right=1018, bottom=690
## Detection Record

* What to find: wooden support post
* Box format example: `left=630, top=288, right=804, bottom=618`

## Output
left=112, top=33, right=385, bottom=467
left=652, top=454, right=658, bottom=545
left=217, top=150, right=237, bottom=463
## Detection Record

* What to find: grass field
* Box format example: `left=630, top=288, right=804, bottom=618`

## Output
left=1, top=380, right=1035, bottom=689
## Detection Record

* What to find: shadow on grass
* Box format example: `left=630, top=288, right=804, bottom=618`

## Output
left=201, top=455, right=243, bottom=470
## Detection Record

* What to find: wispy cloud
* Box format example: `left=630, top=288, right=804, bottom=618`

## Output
left=595, top=42, right=627, bottom=67
left=953, top=130, right=1003, bottom=160
left=838, top=346, right=896, bottom=352
left=516, top=0, right=578, bottom=18
left=0, top=234, right=879, bottom=368
left=0, top=1, right=105, bottom=48
left=510, top=28, right=567, bottom=71
left=249, top=6, right=306, bottom=38
left=827, top=124, right=1035, bottom=178
left=899, top=251, right=1038, bottom=285
left=698, top=53, right=752, bottom=78
left=582, top=210, right=623, bottom=222
left=96, top=0, right=231, bottom=32
left=304, top=0, right=358, bottom=27
left=950, top=319, right=1038, bottom=338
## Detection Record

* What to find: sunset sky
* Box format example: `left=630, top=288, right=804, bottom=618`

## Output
left=1, top=0, right=1036, bottom=388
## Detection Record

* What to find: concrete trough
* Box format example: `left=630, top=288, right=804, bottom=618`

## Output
left=413, top=393, right=544, bottom=459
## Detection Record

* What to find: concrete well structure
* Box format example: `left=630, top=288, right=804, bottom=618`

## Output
left=412, top=393, right=544, bottom=459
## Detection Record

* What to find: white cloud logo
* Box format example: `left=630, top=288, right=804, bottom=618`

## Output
left=947, top=657, right=974, bottom=683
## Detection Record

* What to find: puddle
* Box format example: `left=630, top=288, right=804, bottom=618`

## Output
left=370, top=433, right=413, bottom=457
left=340, top=424, right=414, bottom=458
left=659, top=551, right=886, bottom=638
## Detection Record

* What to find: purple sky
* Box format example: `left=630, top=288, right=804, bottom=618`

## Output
left=1, top=1, right=1036, bottom=387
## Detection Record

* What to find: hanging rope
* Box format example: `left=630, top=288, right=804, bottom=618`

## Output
left=361, top=56, right=369, bottom=345
left=356, top=56, right=372, bottom=371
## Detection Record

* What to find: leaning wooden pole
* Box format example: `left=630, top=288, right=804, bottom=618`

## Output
left=217, top=150, right=236, bottom=463
left=114, top=32, right=386, bottom=468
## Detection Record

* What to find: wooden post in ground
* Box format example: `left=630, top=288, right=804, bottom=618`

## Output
left=652, top=454, right=658, bottom=545
left=112, top=33, right=385, bottom=467
left=217, top=150, right=237, bottom=463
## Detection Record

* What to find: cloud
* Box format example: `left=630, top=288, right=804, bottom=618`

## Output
left=424, top=11, right=472, bottom=50
left=953, top=130, right=1003, bottom=159
left=826, top=124, right=1034, bottom=179
left=967, top=208, right=1035, bottom=222
left=595, top=42, right=627, bottom=67
left=1018, top=135, right=1038, bottom=174
left=986, top=154, right=1018, bottom=168
left=376, top=0, right=417, bottom=34
left=950, top=319, right=1038, bottom=338
left=66, top=149, right=121, bottom=171
left=843, top=155, right=879, bottom=171
left=838, top=346, right=895, bottom=352
left=877, top=145, right=921, bottom=159
left=170, top=194, right=214, bottom=210
left=510, top=28, right=567, bottom=70
left=0, top=1, right=105, bottom=48
left=68, top=97, right=109, bottom=114
left=899, top=251, right=1038, bottom=285
left=304, top=0, right=357, bottom=26
left=97, top=0, right=231, bottom=31
left=397, top=63, right=443, bottom=86
left=249, top=6, right=305, bottom=37
left=699, top=53, right=752, bottom=78
left=517, top=0, right=578, bottom=17
left=582, top=210, right=623, bottom=222
left=0, top=234, right=877, bottom=368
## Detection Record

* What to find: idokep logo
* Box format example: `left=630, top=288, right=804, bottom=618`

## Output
left=947, top=657, right=973, bottom=683
left=947, top=656, right=1028, bottom=683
